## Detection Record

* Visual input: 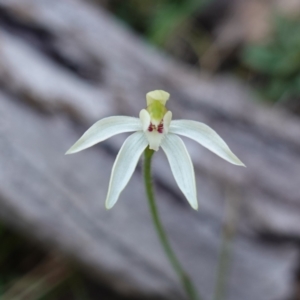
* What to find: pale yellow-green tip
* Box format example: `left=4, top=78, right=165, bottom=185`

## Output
left=146, top=90, right=170, bottom=106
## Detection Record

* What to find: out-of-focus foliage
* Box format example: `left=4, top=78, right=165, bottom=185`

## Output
left=0, top=223, right=80, bottom=300
left=107, top=0, right=210, bottom=44
left=103, top=0, right=300, bottom=111
left=106, top=0, right=212, bottom=64
left=242, top=16, right=300, bottom=103
left=0, top=222, right=136, bottom=299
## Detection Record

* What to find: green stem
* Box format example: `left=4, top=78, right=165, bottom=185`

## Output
left=143, top=147, right=199, bottom=300
left=213, top=189, right=239, bottom=300
left=212, top=228, right=232, bottom=300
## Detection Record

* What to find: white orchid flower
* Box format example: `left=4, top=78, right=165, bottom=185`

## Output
left=66, top=90, right=245, bottom=210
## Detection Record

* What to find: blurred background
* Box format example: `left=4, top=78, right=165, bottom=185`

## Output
left=1, top=0, right=300, bottom=299
left=102, top=0, right=300, bottom=112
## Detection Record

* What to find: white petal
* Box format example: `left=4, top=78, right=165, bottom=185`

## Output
left=161, top=134, right=198, bottom=210
left=106, top=132, right=148, bottom=209
left=169, top=120, right=245, bottom=166
left=139, top=109, right=151, bottom=132
left=146, top=90, right=170, bottom=106
left=163, top=111, right=172, bottom=134
left=66, top=116, right=141, bottom=154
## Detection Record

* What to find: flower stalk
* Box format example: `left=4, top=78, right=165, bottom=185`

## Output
left=66, top=90, right=245, bottom=299
left=143, top=147, right=200, bottom=300
left=213, top=188, right=239, bottom=300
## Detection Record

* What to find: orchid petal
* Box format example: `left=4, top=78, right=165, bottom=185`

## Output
left=66, top=116, right=141, bottom=154
left=139, top=109, right=151, bottom=132
left=161, top=134, right=198, bottom=210
left=105, top=132, right=148, bottom=209
left=163, top=111, right=172, bottom=134
left=169, top=120, right=245, bottom=166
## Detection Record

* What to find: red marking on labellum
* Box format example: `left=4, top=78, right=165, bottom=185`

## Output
left=157, top=123, right=163, bottom=133
left=148, top=121, right=164, bottom=133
